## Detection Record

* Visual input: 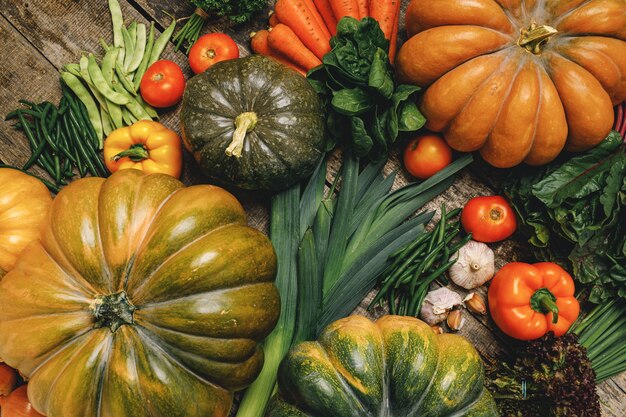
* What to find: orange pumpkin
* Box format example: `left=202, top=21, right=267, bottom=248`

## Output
left=0, top=169, right=52, bottom=277
left=396, top=0, right=626, bottom=168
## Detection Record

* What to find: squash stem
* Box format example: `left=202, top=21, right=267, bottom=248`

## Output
left=518, top=22, right=558, bottom=54
left=226, top=112, right=258, bottom=158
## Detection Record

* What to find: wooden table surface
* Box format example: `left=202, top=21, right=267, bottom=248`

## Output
left=0, top=0, right=624, bottom=415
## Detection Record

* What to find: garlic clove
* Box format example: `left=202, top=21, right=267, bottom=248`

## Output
left=449, top=240, right=495, bottom=289
left=419, top=287, right=463, bottom=325
left=447, top=309, right=465, bottom=331
left=464, top=293, right=487, bottom=315
left=431, top=325, right=444, bottom=334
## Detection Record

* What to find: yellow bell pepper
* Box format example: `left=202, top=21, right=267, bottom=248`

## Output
left=104, top=120, right=183, bottom=178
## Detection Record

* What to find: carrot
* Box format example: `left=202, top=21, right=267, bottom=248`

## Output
left=250, top=30, right=307, bottom=76
left=268, top=24, right=322, bottom=71
left=269, top=11, right=280, bottom=27
left=370, top=0, right=400, bottom=40
left=304, top=0, right=331, bottom=39
left=388, top=8, right=399, bottom=63
left=314, top=0, right=338, bottom=35
left=357, top=0, right=369, bottom=18
left=275, top=0, right=331, bottom=60
left=330, top=0, right=360, bottom=20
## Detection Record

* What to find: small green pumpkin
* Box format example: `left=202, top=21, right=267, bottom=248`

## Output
left=268, top=315, right=498, bottom=417
left=181, top=55, right=325, bottom=191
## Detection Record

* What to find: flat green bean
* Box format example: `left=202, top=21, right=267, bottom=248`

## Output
left=114, top=62, right=137, bottom=96
left=121, top=107, right=132, bottom=125
left=60, top=71, right=103, bottom=147
left=99, top=38, right=111, bottom=52
left=108, top=0, right=125, bottom=67
left=135, top=94, right=158, bottom=119
left=101, top=106, right=113, bottom=136
left=79, top=55, right=114, bottom=117
left=127, top=23, right=146, bottom=73
left=127, top=22, right=137, bottom=50
left=100, top=48, right=124, bottom=128
left=113, top=80, right=151, bottom=120
left=134, top=22, right=154, bottom=90
left=122, top=25, right=135, bottom=72
left=87, top=54, right=129, bottom=105
left=148, top=19, right=176, bottom=66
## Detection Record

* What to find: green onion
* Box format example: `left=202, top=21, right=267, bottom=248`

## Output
left=570, top=298, right=626, bottom=382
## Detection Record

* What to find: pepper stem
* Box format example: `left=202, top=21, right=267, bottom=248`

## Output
left=113, top=144, right=150, bottom=162
left=518, top=22, right=558, bottom=54
left=530, top=288, right=559, bottom=324
left=226, top=112, right=258, bottom=158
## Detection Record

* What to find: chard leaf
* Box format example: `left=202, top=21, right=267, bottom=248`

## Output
left=532, top=132, right=623, bottom=208
left=600, top=153, right=626, bottom=217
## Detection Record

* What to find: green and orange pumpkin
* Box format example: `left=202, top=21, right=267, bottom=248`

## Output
left=268, top=315, right=498, bottom=417
left=0, top=169, right=280, bottom=417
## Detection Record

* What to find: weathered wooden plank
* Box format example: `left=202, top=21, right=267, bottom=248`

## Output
left=0, top=14, right=61, bottom=181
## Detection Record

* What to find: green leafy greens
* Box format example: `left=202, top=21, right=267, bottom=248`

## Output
left=190, top=0, right=268, bottom=24
left=308, top=17, right=426, bottom=161
left=503, top=131, right=626, bottom=303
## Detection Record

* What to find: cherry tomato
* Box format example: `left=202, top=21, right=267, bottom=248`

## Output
left=461, top=196, right=517, bottom=242
left=188, top=33, right=239, bottom=74
left=140, top=60, right=185, bottom=108
left=403, top=133, right=453, bottom=179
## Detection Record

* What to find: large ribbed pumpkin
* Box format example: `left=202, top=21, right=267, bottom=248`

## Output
left=0, top=168, right=51, bottom=277
left=267, top=315, right=498, bottom=417
left=396, top=0, right=626, bottom=168
left=0, top=169, right=280, bottom=417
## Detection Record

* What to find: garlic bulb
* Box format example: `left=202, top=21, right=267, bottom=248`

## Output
left=419, top=287, right=463, bottom=325
left=449, top=240, right=495, bottom=289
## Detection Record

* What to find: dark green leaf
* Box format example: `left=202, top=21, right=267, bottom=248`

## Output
left=351, top=116, right=374, bottom=156
left=387, top=104, right=398, bottom=141
left=331, top=88, right=375, bottom=116
left=532, top=132, right=623, bottom=208
left=600, top=154, right=626, bottom=217
left=368, top=48, right=394, bottom=99
left=398, top=100, right=426, bottom=132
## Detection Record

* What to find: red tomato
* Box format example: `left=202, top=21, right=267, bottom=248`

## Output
left=403, top=133, right=453, bottom=179
left=188, top=33, right=239, bottom=74
left=140, top=60, right=185, bottom=108
left=461, top=196, right=517, bottom=242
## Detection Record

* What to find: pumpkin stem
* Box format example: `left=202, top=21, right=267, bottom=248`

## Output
left=91, top=291, right=136, bottom=332
left=518, top=22, right=558, bottom=54
left=530, top=288, right=559, bottom=324
left=113, top=144, right=150, bottom=162
left=226, top=112, right=258, bottom=158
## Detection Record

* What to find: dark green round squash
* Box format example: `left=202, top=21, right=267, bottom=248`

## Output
left=268, top=315, right=499, bottom=417
left=181, top=55, right=325, bottom=191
